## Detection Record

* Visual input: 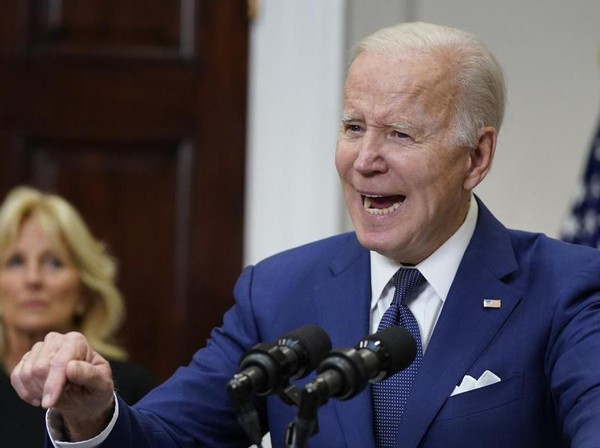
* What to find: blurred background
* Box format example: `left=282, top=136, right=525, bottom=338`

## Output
left=0, top=0, right=598, bottom=384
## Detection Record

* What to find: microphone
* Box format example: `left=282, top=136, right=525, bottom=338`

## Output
left=285, top=327, right=416, bottom=448
left=306, top=326, right=416, bottom=401
left=230, top=324, right=332, bottom=396
left=227, top=325, right=331, bottom=446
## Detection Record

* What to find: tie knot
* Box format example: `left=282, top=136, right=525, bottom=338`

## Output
left=394, top=268, right=426, bottom=306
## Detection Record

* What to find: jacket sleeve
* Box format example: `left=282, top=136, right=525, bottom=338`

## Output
left=546, top=250, right=600, bottom=447
left=94, top=265, right=267, bottom=448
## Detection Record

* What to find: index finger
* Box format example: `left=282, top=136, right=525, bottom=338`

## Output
left=11, top=335, right=69, bottom=406
left=42, top=333, right=93, bottom=408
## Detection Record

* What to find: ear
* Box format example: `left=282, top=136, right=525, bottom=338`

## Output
left=463, top=126, right=497, bottom=190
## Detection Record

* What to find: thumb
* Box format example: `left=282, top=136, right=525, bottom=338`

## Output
left=57, top=360, right=115, bottom=437
left=65, top=359, right=113, bottom=390
left=43, top=360, right=108, bottom=408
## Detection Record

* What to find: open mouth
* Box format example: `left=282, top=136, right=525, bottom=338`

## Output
left=362, top=194, right=405, bottom=215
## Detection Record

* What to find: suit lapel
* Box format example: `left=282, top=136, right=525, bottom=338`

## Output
left=312, top=236, right=375, bottom=448
left=397, top=199, right=522, bottom=447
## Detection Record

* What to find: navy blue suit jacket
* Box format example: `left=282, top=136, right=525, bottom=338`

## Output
left=70, top=200, right=600, bottom=447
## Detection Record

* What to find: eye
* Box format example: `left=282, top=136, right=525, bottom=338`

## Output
left=390, top=129, right=412, bottom=140
left=42, top=255, right=64, bottom=269
left=343, top=123, right=364, bottom=135
left=4, top=254, right=24, bottom=269
left=392, top=130, right=409, bottom=138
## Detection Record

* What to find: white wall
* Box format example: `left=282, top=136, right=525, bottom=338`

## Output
left=245, top=0, right=600, bottom=267
left=244, top=0, right=346, bottom=266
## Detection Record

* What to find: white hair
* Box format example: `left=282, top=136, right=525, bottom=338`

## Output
left=352, top=22, right=506, bottom=147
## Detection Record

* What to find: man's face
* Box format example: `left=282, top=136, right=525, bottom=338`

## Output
left=336, top=50, right=477, bottom=264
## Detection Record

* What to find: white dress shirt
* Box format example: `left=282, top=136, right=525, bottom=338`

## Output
left=47, top=198, right=479, bottom=446
left=369, top=198, right=478, bottom=352
left=47, top=394, right=118, bottom=447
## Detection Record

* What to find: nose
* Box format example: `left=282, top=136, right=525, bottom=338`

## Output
left=353, top=132, right=388, bottom=175
left=24, top=262, right=42, bottom=286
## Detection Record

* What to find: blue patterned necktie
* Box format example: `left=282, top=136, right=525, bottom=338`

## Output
left=372, top=268, right=426, bottom=447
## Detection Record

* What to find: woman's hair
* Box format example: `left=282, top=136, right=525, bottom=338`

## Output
left=351, top=21, right=506, bottom=148
left=0, top=186, right=127, bottom=360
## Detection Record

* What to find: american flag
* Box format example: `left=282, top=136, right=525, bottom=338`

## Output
left=561, top=120, right=600, bottom=248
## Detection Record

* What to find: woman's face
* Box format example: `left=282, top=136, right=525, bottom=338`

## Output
left=0, top=216, right=83, bottom=337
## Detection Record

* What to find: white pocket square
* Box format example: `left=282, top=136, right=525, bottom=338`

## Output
left=450, top=370, right=501, bottom=397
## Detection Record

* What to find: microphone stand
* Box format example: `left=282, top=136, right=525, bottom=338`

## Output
left=283, top=346, right=375, bottom=448
left=229, top=375, right=310, bottom=448
left=227, top=374, right=265, bottom=448
left=285, top=370, right=340, bottom=448
left=284, top=384, right=321, bottom=448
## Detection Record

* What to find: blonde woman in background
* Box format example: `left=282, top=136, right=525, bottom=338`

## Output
left=0, top=186, right=155, bottom=448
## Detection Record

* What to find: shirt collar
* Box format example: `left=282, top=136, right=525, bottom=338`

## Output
left=370, top=197, right=479, bottom=310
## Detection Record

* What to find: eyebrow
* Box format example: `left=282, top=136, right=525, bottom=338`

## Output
left=388, top=121, right=415, bottom=132
left=340, top=114, right=361, bottom=123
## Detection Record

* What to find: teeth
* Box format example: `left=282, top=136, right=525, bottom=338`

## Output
left=363, top=196, right=402, bottom=215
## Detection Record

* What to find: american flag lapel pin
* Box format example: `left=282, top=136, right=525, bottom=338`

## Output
left=483, top=298, right=502, bottom=309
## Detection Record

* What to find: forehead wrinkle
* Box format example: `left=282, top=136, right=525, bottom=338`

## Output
left=343, top=92, right=411, bottom=123
left=412, top=57, right=458, bottom=127
left=391, top=55, right=457, bottom=126
left=342, top=61, right=456, bottom=138
left=387, top=84, right=455, bottom=137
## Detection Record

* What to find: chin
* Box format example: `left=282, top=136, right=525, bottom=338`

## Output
left=356, top=226, right=424, bottom=263
left=356, top=228, right=397, bottom=253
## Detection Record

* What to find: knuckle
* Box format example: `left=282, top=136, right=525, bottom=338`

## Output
left=43, top=331, right=61, bottom=342
left=65, top=331, right=87, bottom=349
left=65, top=331, right=83, bottom=340
left=31, top=361, right=51, bottom=381
left=19, top=368, right=35, bottom=387
left=30, top=340, right=44, bottom=352
left=48, top=355, right=67, bottom=370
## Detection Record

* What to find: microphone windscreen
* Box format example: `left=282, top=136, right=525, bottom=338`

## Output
left=365, top=326, right=416, bottom=375
left=280, top=325, right=332, bottom=371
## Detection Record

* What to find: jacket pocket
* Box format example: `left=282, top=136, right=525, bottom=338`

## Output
left=435, top=373, right=523, bottom=422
